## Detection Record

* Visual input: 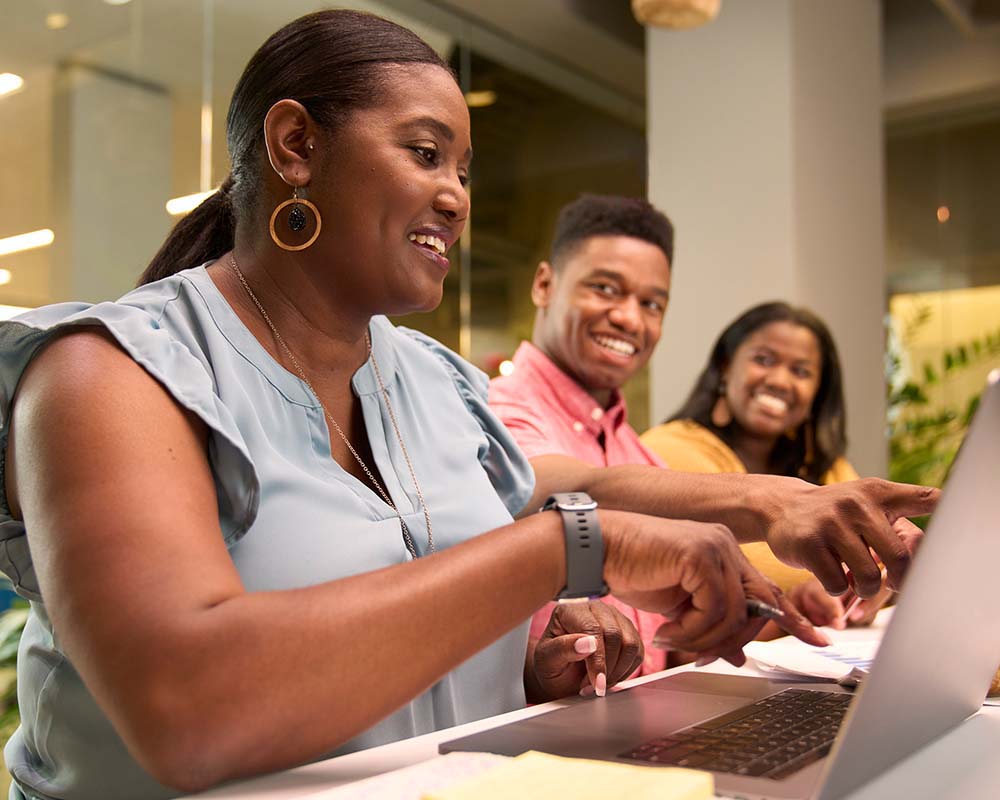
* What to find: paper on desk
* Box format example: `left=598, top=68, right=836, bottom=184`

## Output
left=422, top=750, right=713, bottom=800
left=743, top=636, right=879, bottom=686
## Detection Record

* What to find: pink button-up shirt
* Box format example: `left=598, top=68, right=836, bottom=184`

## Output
left=489, top=341, right=668, bottom=676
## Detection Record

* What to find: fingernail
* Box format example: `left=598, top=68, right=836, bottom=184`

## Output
left=574, top=636, right=598, bottom=655
left=650, top=638, right=671, bottom=650
left=595, top=672, right=607, bottom=697
left=579, top=684, right=595, bottom=697
left=694, top=656, right=718, bottom=668
left=849, top=608, right=865, bottom=622
left=817, top=631, right=833, bottom=646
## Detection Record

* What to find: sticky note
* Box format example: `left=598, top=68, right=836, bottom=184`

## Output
left=422, top=750, right=713, bottom=800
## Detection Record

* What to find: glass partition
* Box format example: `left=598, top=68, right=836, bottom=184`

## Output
left=0, top=0, right=648, bottom=421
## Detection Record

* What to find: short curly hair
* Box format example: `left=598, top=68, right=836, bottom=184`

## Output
left=550, top=193, right=674, bottom=269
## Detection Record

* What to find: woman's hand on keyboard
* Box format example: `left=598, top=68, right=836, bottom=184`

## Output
left=527, top=600, right=643, bottom=702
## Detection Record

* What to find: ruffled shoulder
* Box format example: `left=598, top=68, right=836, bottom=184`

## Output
left=0, top=295, right=259, bottom=600
left=395, top=325, right=535, bottom=517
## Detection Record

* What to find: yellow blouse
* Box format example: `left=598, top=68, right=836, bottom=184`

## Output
left=640, top=419, right=859, bottom=592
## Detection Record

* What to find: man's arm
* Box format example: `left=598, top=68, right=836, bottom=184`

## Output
left=526, top=454, right=937, bottom=599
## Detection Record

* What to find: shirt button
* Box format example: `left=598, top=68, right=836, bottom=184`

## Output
left=572, top=421, right=584, bottom=433
left=591, top=408, right=603, bottom=421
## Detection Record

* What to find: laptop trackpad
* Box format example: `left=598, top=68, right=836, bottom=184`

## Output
left=441, top=673, right=781, bottom=761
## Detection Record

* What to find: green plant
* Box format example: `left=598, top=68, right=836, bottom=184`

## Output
left=886, top=305, right=1000, bottom=489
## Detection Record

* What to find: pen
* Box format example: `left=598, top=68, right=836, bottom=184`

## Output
left=746, top=598, right=786, bottom=621
left=839, top=566, right=889, bottom=625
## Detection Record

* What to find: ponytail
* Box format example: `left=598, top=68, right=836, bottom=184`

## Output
left=137, top=175, right=236, bottom=286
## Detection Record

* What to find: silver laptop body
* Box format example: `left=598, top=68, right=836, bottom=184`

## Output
left=442, top=371, right=1000, bottom=800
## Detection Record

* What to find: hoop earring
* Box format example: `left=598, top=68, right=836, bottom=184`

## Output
left=803, top=420, right=815, bottom=466
left=711, top=383, right=732, bottom=428
left=792, top=420, right=816, bottom=477
left=269, top=186, right=322, bottom=251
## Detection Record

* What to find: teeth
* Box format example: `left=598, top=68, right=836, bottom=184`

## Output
left=755, top=394, right=788, bottom=414
left=408, top=232, right=447, bottom=255
left=594, top=334, right=636, bottom=356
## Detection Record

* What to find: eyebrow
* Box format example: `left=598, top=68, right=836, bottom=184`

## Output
left=587, top=268, right=670, bottom=299
left=403, top=116, right=473, bottom=161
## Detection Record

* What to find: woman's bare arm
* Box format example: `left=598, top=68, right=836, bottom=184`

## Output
left=7, top=330, right=569, bottom=791
left=6, top=330, right=818, bottom=792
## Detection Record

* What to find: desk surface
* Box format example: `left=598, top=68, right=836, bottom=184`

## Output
left=186, top=621, right=1000, bottom=800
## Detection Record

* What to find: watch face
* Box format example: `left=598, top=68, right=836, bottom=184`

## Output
left=546, top=492, right=597, bottom=513
left=559, top=500, right=598, bottom=511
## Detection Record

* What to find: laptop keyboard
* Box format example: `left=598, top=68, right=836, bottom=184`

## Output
left=619, top=688, right=852, bottom=779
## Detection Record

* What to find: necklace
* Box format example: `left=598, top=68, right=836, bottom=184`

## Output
left=229, top=255, right=435, bottom=558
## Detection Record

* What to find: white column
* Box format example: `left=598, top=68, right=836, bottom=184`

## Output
left=51, top=64, right=172, bottom=304
left=647, top=0, right=887, bottom=477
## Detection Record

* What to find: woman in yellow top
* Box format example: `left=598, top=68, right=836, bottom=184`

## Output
left=642, top=302, right=878, bottom=628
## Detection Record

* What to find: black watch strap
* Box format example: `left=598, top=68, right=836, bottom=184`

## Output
left=541, top=491, right=608, bottom=600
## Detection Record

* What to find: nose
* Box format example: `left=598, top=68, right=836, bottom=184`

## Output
left=433, top=172, right=470, bottom=224
left=607, top=295, right=642, bottom=333
left=764, top=364, right=794, bottom=392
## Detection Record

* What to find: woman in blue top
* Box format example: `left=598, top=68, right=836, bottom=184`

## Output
left=0, top=10, right=934, bottom=799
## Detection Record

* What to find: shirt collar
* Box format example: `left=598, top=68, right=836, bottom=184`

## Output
left=352, top=316, right=399, bottom=397
left=512, top=341, right=628, bottom=435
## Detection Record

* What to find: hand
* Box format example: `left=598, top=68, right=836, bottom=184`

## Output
left=529, top=601, right=643, bottom=702
left=835, top=517, right=918, bottom=626
left=838, top=563, right=896, bottom=627
left=600, top=511, right=830, bottom=668
left=763, top=478, right=937, bottom=598
left=786, top=578, right=847, bottom=630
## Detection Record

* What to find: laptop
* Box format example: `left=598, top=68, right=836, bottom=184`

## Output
left=442, top=370, right=1000, bottom=800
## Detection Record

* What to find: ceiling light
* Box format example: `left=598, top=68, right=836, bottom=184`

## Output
left=166, top=190, right=217, bottom=216
left=465, top=90, right=497, bottom=108
left=498, top=359, right=515, bottom=377
left=46, top=12, right=70, bottom=29
left=0, top=269, right=11, bottom=286
left=632, top=0, right=721, bottom=29
left=103, top=0, right=133, bottom=5
left=936, top=206, right=951, bottom=223
left=0, top=229, right=54, bottom=256
left=0, top=73, right=25, bottom=98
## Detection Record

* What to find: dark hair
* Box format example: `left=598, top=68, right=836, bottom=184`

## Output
left=139, top=10, right=451, bottom=285
left=550, top=194, right=674, bottom=269
left=670, top=301, right=847, bottom=484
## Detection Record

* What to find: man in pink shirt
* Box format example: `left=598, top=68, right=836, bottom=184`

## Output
left=490, top=194, right=677, bottom=675
left=491, top=195, right=933, bottom=684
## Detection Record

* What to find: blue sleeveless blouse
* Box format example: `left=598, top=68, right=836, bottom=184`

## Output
left=0, top=265, right=534, bottom=800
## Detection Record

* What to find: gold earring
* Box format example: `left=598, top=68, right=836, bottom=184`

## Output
left=711, top=384, right=732, bottom=428
left=269, top=185, right=322, bottom=251
left=803, top=420, right=815, bottom=466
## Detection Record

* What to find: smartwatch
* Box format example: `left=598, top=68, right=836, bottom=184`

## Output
left=541, top=492, right=608, bottom=600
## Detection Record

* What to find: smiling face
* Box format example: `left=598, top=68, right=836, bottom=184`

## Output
left=531, top=235, right=671, bottom=403
left=723, top=321, right=823, bottom=441
left=308, top=63, right=471, bottom=316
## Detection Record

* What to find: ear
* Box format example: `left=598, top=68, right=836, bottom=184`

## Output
left=531, top=261, right=556, bottom=309
left=263, top=99, right=319, bottom=188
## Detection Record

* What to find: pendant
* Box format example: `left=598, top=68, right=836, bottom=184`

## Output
left=288, top=204, right=307, bottom=232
